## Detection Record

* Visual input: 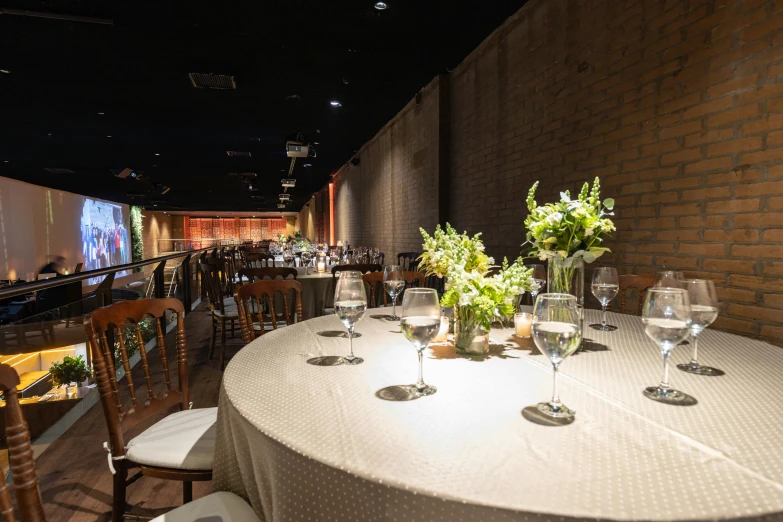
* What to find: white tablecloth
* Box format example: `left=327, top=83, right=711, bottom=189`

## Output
left=296, top=270, right=333, bottom=319
left=213, top=308, right=783, bottom=521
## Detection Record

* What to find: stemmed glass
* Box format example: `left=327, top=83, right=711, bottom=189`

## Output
left=590, top=267, right=619, bottom=331
left=528, top=264, right=546, bottom=304
left=383, top=265, right=405, bottom=321
left=400, top=288, right=440, bottom=397
left=527, top=294, right=582, bottom=422
left=677, top=279, right=723, bottom=376
left=641, top=288, right=697, bottom=405
left=334, top=273, right=367, bottom=365
left=654, top=270, right=684, bottom=288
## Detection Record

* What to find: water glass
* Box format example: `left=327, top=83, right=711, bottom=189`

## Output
left=590, top=267, right=619, bottom=331
left=383, top=265, right=405, bottom=321
left=654, top=270, right=684, bottom=289
left=334, top=275, right=367, bottom=365
left=641, top=288, right=697, bottom=405
left=529, top=264, right=546, bottom=303
left=677, top=279, right=723, bottom=376
left=400, top=288, right=440, bottom=397
left=527, top=293, right=582, bottom=422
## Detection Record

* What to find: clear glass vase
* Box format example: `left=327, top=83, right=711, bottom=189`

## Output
left=454, top=317, right=489, bottom=354
left=547, top=256, right=585, bottom=340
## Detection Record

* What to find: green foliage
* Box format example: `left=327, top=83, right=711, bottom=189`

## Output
left=130, top=206, right=144, bottom=272
left=113, top=318, right=157, bottom=365
left=50, top=355, right=92, bottom=387
left=524, top=177, right=615, bottom=263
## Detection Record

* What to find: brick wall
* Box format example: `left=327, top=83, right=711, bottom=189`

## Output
left=308, top=0, right=783, bottom=344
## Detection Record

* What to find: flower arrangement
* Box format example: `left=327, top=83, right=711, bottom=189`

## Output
left=419, top=224, right=533, bottom=352
left=524, top=177, right=615, bottom=263
left=50, top=355, right=92, bottom=388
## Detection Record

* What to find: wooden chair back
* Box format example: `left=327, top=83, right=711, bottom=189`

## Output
left=235, top=280, right=304, bottom=343
left=0, top=364, right=46, bottom=522
left=200, top=262, right=229, bottom=315
left=245, top=253, right=276, bottom=269
left=240, top=267, right=297, bottom=281
left=397, top=252, right=420, bottom=271
left=403, top=271, right=426, bottom=288
left=617, top=274, right=656, bottom=315
left=85, top=298, right=189, bottom=462
left=362, top=272, right=387, bottom=308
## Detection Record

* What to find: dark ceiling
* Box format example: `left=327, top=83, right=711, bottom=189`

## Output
left=0, top=1, right=524, bottom=212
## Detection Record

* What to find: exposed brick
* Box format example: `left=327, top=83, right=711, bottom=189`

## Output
left=680, top=187, right=732, bottom=200
left=660, top=203, right=702, bottom=216
left=727, top=303, right=783, bottom=323
left=679, top=243, right=726, bottom=256
left=704, top=229, right=759, bottom=242
left=732, top=244, right=783, bottom=258
left=661, top=148, right=703, bottom=164
left=705, top=198, right=760, bottom=213
left=706, top=137, right=762, bottom=155
left=683, top=156, right=734, bottom=173
left=707, top=104, right=760, bottom=127
left=703, top=258, right=758, bottom=274
left=735, top=181, right=783, bottom=197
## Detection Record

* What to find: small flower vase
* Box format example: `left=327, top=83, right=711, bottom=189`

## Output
left=454, top=319, right=489, bottom=355
left=66, top=384, right=77, bottom=400
left=547, top=256, right=585, bottom=339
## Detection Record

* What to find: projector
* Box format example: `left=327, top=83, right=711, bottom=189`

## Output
left=285, top=141, right=310, bottom=158
left=281, top=178, right=296, bottom=188
left=279, top=194, right=290, bottom=201
left=277, top=203, right=287, bottom=209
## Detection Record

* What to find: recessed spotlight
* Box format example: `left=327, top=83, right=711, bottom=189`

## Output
left=303, top=163, right=312, bottom=167
left=252, top=215, right=255, bottom=218
left=330, top=100, right=342, bottom=107
left=98, top=112, right=105, bottom=115
left=0, top=70, right=10, bottom=74
left=374, top=1, right=388, bottom=10
left=106, top=135, right=112, bottom=138
left=154, top=153, right=160, bottom=156
left=3, top=160, right=8, bottom=163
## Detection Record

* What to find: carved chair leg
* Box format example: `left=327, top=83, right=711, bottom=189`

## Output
left=230, top=319, right=235, bottom=338
left=112, top=464, right=128, bottom=522
left=220, top=320, right=227, bottom=371
left=208, top=318, right=216, bottom=359
left=183, top=481, right=193, bottom=504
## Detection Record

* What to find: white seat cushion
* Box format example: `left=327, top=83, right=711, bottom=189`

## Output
left=150, top=491, right=260, bottom=522
left=126, top=408, right=217, bottom=470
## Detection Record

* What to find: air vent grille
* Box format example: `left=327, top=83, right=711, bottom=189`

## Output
left=44, top=168, right=74, bottom=174
left=189, top=73, right=236, bottom=90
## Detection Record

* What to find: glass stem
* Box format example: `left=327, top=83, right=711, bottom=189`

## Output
left=348, top=328, right=355, bottom=359
left=601, top=305, right=607, bottom=328
left=690, top=334, right=699, bottom=366
left=416, top=349, right=425, bottom=390
left=660, top=348, right=671, bottom=390
left=551, top=363, right=561, bottom=407
left=392, top=298, right=396, bottom=318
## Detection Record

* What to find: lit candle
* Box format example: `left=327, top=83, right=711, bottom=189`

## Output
left=317, top=261, right=326, bottom=273
left=514, top=312, right=532, bottom=338
left=433, top=316, right=450, bottom=342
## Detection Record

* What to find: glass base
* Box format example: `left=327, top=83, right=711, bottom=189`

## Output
left=384, top=315, right=400, bottom=321
left=522, top=405, right=574, bottom=426
left=306, top=356, right=345, bottom=366
left=342, top=356, right=364, bottom=365
left=376, top=384, right=437, bottom=401
left=589, top=323, right=617, bottom=331
left=643, top=386, right=698, bottom=405
left=536, top=401, right=575, bottom=419
left=316, top=331, right=362, bottom=338
left=676, top=362, right=725, bottom=376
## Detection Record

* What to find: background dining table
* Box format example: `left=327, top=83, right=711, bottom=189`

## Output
left=212, top=307, right=783, bottom=521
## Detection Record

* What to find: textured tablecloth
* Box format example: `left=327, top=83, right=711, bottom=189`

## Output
left=213, top=308, right=783, bottom=522
left=296, top=271, right=333, bottom=319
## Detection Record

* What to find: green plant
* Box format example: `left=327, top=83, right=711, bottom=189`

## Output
left=113, top=318, right=157, bottom=365
left=50, top=355, right=92, bottom=387
left=130, top=206, right=144, bottom=272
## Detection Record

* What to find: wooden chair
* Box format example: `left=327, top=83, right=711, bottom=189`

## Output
left=397, top=252, right=420, bottom=271
left=323, top=264, right=382, bottom=315
left=245, top=253, right=276, bottom=269
left=235, top=280, right=304, bottom=343
left=85, top=298, right=215, bottom=522
left=615, top=274, right=656, bottom=315
left=362, top=270, right=424, bottom=308
left=403, top=270, right=426, bottom=288
left=239, top=267, right=297, bottom=282
left=200, top=262, right=239, bottom=370
left=0, top=364, right=47, bottom=522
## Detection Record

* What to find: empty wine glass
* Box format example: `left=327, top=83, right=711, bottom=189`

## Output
left=654, top=270, right=684, bottom=288
left=590, top=267, right=619, bottom=331
left=641, top=288, right=696, bottom=405
left=529, top=264, right=546, bottom=303
left=334, top=274, right=367, bottom=365
left=527, top=293, right=582, bottom=422
left=400, top=288, right=440, bottom=397
left=383, top=265, right=405, bottom=321
left=677, top=279, right=723, bottom=376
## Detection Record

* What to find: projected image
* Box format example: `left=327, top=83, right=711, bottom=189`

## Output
left=81, top=199, right=130, bottom=272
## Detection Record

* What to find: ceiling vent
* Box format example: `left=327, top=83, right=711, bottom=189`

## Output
left=226, top=151, right=251, bottom=158
left=44, top=168, right=74, bottom=174
left=188, top=73, right=236, bottom=90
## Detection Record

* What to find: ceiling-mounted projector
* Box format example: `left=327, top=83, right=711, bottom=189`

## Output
left=277, top=203, right=287, bottom=209
left=279, top=194, right=290, bottom=201
left=281, top=178, right=296, bottom=188
left=285, top=141, right=310, bottom=158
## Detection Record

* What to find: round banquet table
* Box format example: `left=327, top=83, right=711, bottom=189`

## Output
left=293, top=270, right=333, bottom=319
left=213, top=307, right=783, bottom=522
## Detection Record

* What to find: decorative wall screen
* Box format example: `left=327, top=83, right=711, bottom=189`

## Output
left=184, top=217, right=287, bottom=244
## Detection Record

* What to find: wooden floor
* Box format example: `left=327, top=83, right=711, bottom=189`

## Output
left=34, top=301, right=243, bottom=522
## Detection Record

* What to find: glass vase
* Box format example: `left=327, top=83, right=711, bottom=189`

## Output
left=454, top=317, right=489, bottom=355
left=547, top=256, right=585, bottom=340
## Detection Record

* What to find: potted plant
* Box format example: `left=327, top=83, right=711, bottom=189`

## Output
left=419, top=224, right=534, bottom=354
left=50, top=355, right=92, bottom=399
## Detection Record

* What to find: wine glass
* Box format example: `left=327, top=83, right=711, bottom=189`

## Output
left=677, top=279, right=723, bottom=376
left=527, top=294, right=582, bottom=422
left=589, top=267, right=619, bottom=331
left=641, top=288, right=697, bottom=405
left=400, top=288, right=440, bottom=397
left=654, top=270, right=684, bottom=288
left=334, top=274, right=367, bottom=365
left=529, top=264, right=546, bottom=304
left=383, top=265, right=405, bottom=321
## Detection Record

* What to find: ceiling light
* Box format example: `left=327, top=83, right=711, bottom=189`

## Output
left=330, top=101, right=342, bottom=107
left=303, top=163, right=312, bottom=167
left=106, top=135, right=112, bottom=138
left=154, top=153, right=160, bottom=156
left=0, top=70, right=10, bottom=74
left=3, top=161, right=8, bottom=163
left=248, top=184, right=253, bottom=190
left=252, top=215, right=256, bottom=218
left=374, top=1, right=388, bottom=9
left=98, top=112, right=104, bottom=115
left=281, top=178, right=296, bottom=188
